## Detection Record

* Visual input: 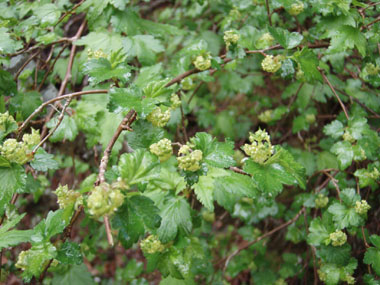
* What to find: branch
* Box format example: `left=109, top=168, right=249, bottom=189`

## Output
left=54, top=0, right=86, bottom=27
left=14, top=52, right=39, bottom=81
left=32, top=96, right=73, bottom=155
left=18, top=89, right=108, bottom=136
left=361, top=16, right=380, bottom=31
left=318, top=68, right=350, bottom=120
left=41, top=20, right=87, bottom=138
left=222, top=207, right=305, bottom=272
left=265, top=0, right=272, bottom=26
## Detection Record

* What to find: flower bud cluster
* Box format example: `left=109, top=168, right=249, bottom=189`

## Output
left=140, top=235, right=166, bottom=254
left=261, top=55, right=282, bottom=73
left=87, top=183, right=124, bottom=218
left=87, top=48, right=107, bottom=59
left=0, top=128, right=40, bottom=165
left=150, top=138, right=173, bottom=162
left=0, top=112, right=16, bottom=132
left=342, top=130, right=355, bottom=143
left=329, top=230, right=347, bottom=247
left=170, top=94, right=181, bottom=109
left=193, top=54, right=211, bottom=71
left=365, top=63, right=380, bottom=75
left=242, top=129, right=274, bottom=164
left=224, top=30, right=240, bottom=48
left=258, top=110, right=273, bottom=123
left=289, top=1, right=304, bottom=16
left=15, top=250, right=29, bottom=271
left=147, top=107, right=171, bottom=128
left=368, top=168, right=380, bottom=180
left=55, top=185, right=83, bottom=210
left=315, top=193, right=329, bottom=208
left=177, top=145, right=203, bottom=172
left=256, top=33, right=274, bottom=49
left=355, top=200, right=371, bottom=215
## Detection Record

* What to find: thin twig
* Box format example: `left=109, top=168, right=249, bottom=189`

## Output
left=38, top=43, right=69, bottom=91
left=41, top=20, right=87, bottom=138
left=229, top=167, right=249, bottom=176
left=54, top=0, right=86, bottom=27
left=265, top=0, right=272, bottom=26
left=323, top=170, right=342, bottom=203
left=18, top=89, right=107, bottom=136
left=14, top=52, right=40, bottom=81
left=32, top=96, right=73, bottom=154
left=318, top=68, right=350, bottom=120
left=222, top=207, right=305, bottom=272
left=361, top=16, right=380, bottom=31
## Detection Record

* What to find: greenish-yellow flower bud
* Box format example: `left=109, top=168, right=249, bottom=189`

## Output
left=177, top=145, right=203, bottom=172
left=140, top=235, right=166, bottom=254
left=0, top=139, right=30, bottom=164
left=355, top=200, right=371, bottom=215
left=55, top=184, right=83, bottom=210
left=147, top=107, right=171, bottom=128
left=261, top=55, right=282, bottom=73
left=289, top=1, right=304, bottom=16
left=243, top=129, right=274, bottom=164
left=329, top=230, right=347, bottom=246
left=150, top=138, right=173, bottom=162
left=87, top=183, right=124, bottom=218
left=193, top=54, right=211, bottom=71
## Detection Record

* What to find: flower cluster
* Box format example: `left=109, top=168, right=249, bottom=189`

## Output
left=315, top=194, right=329, bottom=208
left=261, top=55, right=282, bottom=73
left=147, top=107, right=171, bottom=128
left=223, top=30, right=240, bottom=48
left=140, top=235, right=166, bottom=254
left=355, top=200, right=371, bottom=215
left=242, top=129, right=274, bottom=164
left=87, top=48, right=107, bottom=59
left=342, top=129, right=355, bottom=143
left=0, top=128, right=40, bottom=164
left=256, top=33, right=274, bottom=49
left=177, top=145, right=203, bottom=172
left=193, top=54, right=211, bottom=71
left=170, top=93, right=181, bottom=109
left=329, top=230, right=347, bottom=247
left=364, top=63, right=380, bottom=75
left=368, top=167, right=379, bottom=180
left=87, top=183, right=124, bottom=218
left=55, top=185, right=83, bottom=210
left=289, top=1, right=304, bottom=16
left=258, top=110, right=273, bottom=123
left=0, top=111, right=16, bottom=132
left=149, top=138, right=173, bottom=162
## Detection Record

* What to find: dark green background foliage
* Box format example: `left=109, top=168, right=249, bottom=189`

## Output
left=0, top=0, right=379, bottom=284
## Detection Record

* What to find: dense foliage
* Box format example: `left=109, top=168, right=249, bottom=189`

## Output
left=0, top=0, right=379, bottom=284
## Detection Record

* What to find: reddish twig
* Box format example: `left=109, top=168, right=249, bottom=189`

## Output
left=265, top=0, right=272, bottom=26
left=54, top=0, right=86, bottom=27
left=14, top=51, right=40, bottom=81
left=318, top=68, right=350, bottom=120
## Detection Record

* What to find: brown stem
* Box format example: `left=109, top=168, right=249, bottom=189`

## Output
left=222, top=207, right=305, bottom=271
left=54, top=0, right=86, bottom=27
left=361, top=16, right=380, bottom=31
left=323, top=170, right=342, bottom=203
left=229, top=167, right=249, bottom=176
left=18, top=89, right=107, bottom=136
left=265, top=0, right=272, bottom=26
left=318, top=68, right=350, bottom=120
left=41, top=20, right=87, bottom=138
left=32, top=96, right=73, bottom=154
left=14, top=52, right=40, bottom=81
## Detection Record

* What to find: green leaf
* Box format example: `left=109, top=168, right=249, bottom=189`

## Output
left=150, top=168, right=186, bottom=194
left=82, top=58, right=132, bottom=86
left=214, top=172, right=258, bottom=212
left=364, top=247, right=380, bottom=276
left=56, top=242, right=83, bottom=265
left=331, top=141, right=353, bottom=170
left=123, top=35, right=164, bottom=66
left=268, top=27, right=303, bottom=49
left=193, top=175, right=215, bottom=211
left=33, top=4, right=61, bottom=27
left=46, top=116, right=78, bottom=143
left=30, top=148, right=59, bottom=172
left=31, top=210, right=68, bottom=243
left=190, top=132, right=236, bottom=168
left=307, top=216, right=332, bottom=246
left=0, top=69, right=17, bottom=96
left=52, top=264, right=94, bottom=285
left=328, top=189, right=363, bottom=229
left=125, top=120, right=164, bottom=150
left=294, top=48, right=322, bottom=82
left=9, top=91, right=42, bottom=120
left=113, top=195, right=161, bottom=248
left=316, top=151, right=339, bottom=171
left=75, top=31, right=124, bottom=54
left=0, top=213, right=32, bottom=249
left=0, top=164, right=26, bottom=215
left=369, top=235, right=380, bottom=249
left=108, top=86, right=157, bottom=118
left=157, top=197, right=192, bottom=243
left=118, top=149, right=159, bottom=186
left=0, top=27, right=23, bottom=54
left=324, top=120, right=344, bottom=139
left=329, top=25, right=366, bottom=57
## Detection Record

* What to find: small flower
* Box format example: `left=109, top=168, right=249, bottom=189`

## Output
left=242, top=129, right=274, bottom=164
left=147, top=107, right=171, bottom=128
left=22, top=128, right=40, bottom=148
left=150, top=138, right=173, bottom=162
left=0, top=112, right=16, bottom=132
left=261, top=55, right=282, bottom=73
left=170, top=94, right=181, bottom=109
left=193, top=54, right=211, bottom=71
left=256, top=33, right=274, bottom=49
left=177, top=145, right=203, bottom=172
left=0, top=139, right=30, bottom=164
left=289, top=1, right=304, bottom=16
left=224, top=30, right=240, bottom=48
left=364, top=63, right=380, bottom=76
left=355, top=200, right=371, bottom=215
left=140, top=235, right=166, bottom=254
left=315, top=194, right=329, bottom=208
left=329, top=230, right=347, bottom=247
left=55, top=185, right=83, bottom=210
left=258, top=110, right=273, bottom=123
left=87, top=183, right=124, bottom=218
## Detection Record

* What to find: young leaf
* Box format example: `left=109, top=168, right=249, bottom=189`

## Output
left=30, top=148, right=59, bottom=172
